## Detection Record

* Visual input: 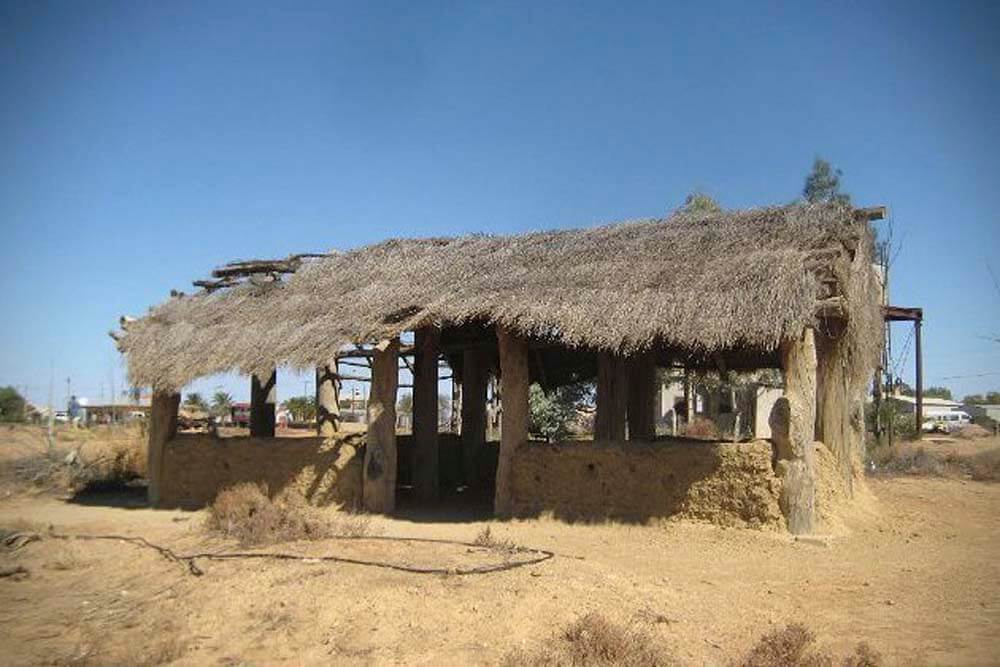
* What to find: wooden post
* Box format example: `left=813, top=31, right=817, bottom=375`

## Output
left=147, top=390, right=180, bottom=507
left=773, top=327, right=817, bottom=534
left=626, top=351, right=657, bottom=441
left=363, top=339, right=399, bottom=513
left=594, top=351, right=627, bottom=441
left=250, top=370, right=276, bottom=437
left=684, top=367, right=693, bottom=425
left=450, top=375, right=462, bottom=434
left=461, top=347, right=488, bottom=487
left=495, top=327, right=528, bottom=517
left=412, top=327, right=440, bottom=501
left=914, top=319, right=923, bottom=438
left=316, top=364, right=340, bottom=437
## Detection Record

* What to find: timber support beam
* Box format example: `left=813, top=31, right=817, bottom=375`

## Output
left=626, top=351, right=658, bottom=441
left=461, top=347, right=488, bottom=487
left=316, top=364, right=340, bottom=437
left=250, top=370, right=276, bottom=437
left=594, top=351, right=628, bottom=441
left=772, top=327, right=817, bottom=534
left=495, top=327, right=528, bottom=517
left=412, top=327, right=440, bottom=502
left=363, top=338, right=399, bottom=513
left=147, top=390, right=180, bottom=507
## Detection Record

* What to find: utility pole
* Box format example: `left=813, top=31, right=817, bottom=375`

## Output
left=47, top=366, right=55, bottom=454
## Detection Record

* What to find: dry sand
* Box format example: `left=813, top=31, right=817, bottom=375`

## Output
left=1, top=428, right=998, bottom=665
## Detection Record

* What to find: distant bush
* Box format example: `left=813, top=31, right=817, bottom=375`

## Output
left=205, top=483, right=374, bottom=546
left=502, top=612, right=671, bottom=666
left=0, top=386, right=26, bottom=423
left=737, top=623, right=882, bottom=667
left=684, top=417, right=719, bottom=439
left=205, top=483, right=331, bottom=546
left=868, top=443, right=1000, bottom=482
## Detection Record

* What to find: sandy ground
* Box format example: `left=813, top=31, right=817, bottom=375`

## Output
left=1, top=430, right=998, bottom=665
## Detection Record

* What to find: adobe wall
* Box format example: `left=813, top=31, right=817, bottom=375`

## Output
left=510, top=439, right=784, bottom=528
left=159, top=433, right=364, bottom=509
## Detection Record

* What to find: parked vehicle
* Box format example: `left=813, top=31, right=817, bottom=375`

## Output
left=922, top=411, right=972, bottom=433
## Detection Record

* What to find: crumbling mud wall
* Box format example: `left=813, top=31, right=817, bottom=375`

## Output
left=511, top=439, right=784, bottom=528
left=159, top=433, right=364, bottom=509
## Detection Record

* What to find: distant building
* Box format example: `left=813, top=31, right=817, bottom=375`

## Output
left=660, top=376, right=782, bottom=439
left=886, top=393, right=961, bottom=415
left=230, top=402, right=251, bottom=427
left=962, top=404, right=1000, bottom=424
left=84, top=403, right=151, bottom=424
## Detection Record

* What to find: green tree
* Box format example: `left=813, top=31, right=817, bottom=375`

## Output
left=803, top=158, right=851, bottom=205
left=924, top=386, right=953, bottom=400
left=396, top=392, right=413, bottom=414
left=680, top=191, right=721, bottom=215
left=962, top=392, right=1000, bottom=405
left=528, top=382, right=591, bottom=443
left=183, top=392, right=208, bottom=410
left=211, top=391, right=233, bottom=418
left=0, top=386, right=26, bottom=422
left=282, top=395, right=316, bottom=422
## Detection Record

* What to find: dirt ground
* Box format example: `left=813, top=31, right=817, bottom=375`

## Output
left=1, top=428, right=999, bottom=665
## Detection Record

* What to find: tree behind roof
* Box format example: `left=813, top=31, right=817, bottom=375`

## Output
left=680, top=191, right=721, bottom=215
left=803, top=158, right=851, bottom=205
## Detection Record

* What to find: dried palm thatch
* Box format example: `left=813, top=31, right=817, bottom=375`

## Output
left=117, top=203, right=883, bottom=390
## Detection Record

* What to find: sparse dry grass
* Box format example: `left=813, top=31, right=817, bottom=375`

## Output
left=736, top=623, right=882, bottom=667
left=869, top=442, right=1000, bottom=482
left=1, top=424, right=146, bottom=495
left=473, top=525, right=520, bottom=553
left=205, top=483, right=332, bottom=546
left=684, top=417, right=720, bottom=440
left=502, top=612, right=674, bottom=666
left=204, top=482, right=374, bottom=546
left=43, top=544, right=87, bottom=571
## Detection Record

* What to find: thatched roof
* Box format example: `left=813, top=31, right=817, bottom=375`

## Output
left=118, top=203, right=883, bottom=390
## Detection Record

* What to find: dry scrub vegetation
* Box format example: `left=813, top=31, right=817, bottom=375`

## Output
left=1, top=424, right=146, bottom=496
left=869, top=442, right=1000, bottom=481
left=502, top=612, right=673, bottom=666
left=503, top=614, right=882, bottom=667
left=204, top=482, right=373, bottom=546
left=738, top=623, right=881, bottom=667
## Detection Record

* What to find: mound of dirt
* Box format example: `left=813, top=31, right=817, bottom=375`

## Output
left=813, top=441, right=878, bottom=534
left=955, top=424, right=992, bottom=440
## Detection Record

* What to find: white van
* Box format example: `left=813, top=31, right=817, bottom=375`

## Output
left=922, top=411, right=972, bottom=434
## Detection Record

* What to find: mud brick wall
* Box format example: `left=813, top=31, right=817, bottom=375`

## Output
left=511, top=439, right=784, bottom=528
left=159, top=434, right=364, bottom=509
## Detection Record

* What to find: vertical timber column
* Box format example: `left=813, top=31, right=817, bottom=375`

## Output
left=147, top=390, right=180, bottom=507
left=412, top=327, right=440, bottom=501
left=495, top=327, right=528, bottom=517
left=316, top=364, right=340, bottom=437
left=594, top=351, right=628, bottom=441
left=450, top=376, right=462, bottom=434
left=914, top=319, right=923, bottom=438
left=363, top=339, right=399, bottom=513
left=774, top=327, right=818, bottom=534
left=250, top=370, right=276, bottom=437
left=626, top=351, right=658, bottom=441
left=460, top=348, right=488, bottom=486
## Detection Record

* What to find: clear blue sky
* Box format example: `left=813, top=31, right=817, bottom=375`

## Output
left=2, top=0, right=998, bottom=407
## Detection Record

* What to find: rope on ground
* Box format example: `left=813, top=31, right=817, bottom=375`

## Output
left=36, top=532, right=555, bottom=577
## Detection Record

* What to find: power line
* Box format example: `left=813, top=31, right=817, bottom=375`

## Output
left=935, top=371, right=1000, bottom=381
